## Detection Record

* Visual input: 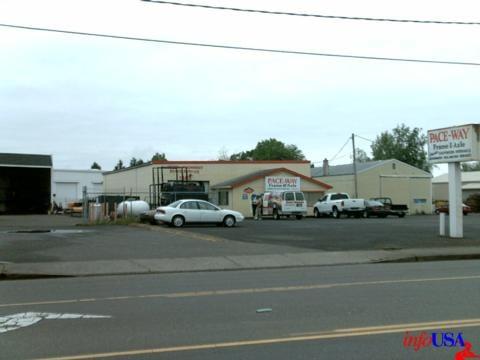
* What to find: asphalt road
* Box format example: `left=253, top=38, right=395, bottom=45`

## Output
left=2, top=260, right=480, bottom=359
left=1, top=215, right=479, bottom=263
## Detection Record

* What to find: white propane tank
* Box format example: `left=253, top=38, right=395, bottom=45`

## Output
left=117, top=200, right=150, bottom=217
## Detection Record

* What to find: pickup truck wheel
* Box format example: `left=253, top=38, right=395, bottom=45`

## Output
left=273, top=210, right=280, bottom=220
left=332, top=207, right=340, bottom=219
left=314, top=208, right=320, bottom=218
left=398, top=213, right=406, bottom=218
left=362, top=210, right=368, bottom=218
left=296, top=215, right=303, bottom=220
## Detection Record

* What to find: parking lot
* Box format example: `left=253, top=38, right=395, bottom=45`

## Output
left=1, top=214, right=479, bottom=265
left=177, top=214, right=480, bottom=251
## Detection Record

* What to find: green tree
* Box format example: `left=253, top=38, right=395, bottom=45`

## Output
left=230, top=138, right=305, bottom=161
left=114, top=159, right=125, bottom=171
left=355, top=148, right=371, bottom=163
left=371, top=124, right=431, bottom=172
left=461, top=162, right=480, bottom=172
left=151, top=152, right=167, bottom=161
left=129, top=158, right=144, bottom=167
left=90, top=162, right=102, bottom=170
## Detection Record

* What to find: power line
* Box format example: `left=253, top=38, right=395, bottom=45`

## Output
left=1, top=23, right=480, bottom=67
left=142, top=0, right=480, bottom=26
left=355, top=134, right=375, bottom=143
left=330, top=137, right=351, bottom=162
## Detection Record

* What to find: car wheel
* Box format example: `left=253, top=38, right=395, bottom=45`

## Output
left=223, top=215, right=236, bottom=227
left=273, top=210, right=280, bottom=220
left=172, top=215, right=185, bottom=228
left=314, top=208, right=320, bottom=218
left=332, top=207, right=340, bottom=219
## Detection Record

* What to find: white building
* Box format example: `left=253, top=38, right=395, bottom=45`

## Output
left=52, top=169, right=103, bottom=207
left=432, top=171, right=480, bottom=202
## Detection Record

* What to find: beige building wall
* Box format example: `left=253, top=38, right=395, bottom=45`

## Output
left=104, top=161, right=311, bottom=194
left=103, top=161, right=318, bottom=213
left=231, top=177, right=265, bottom=216
left=225, top=170, right=328, bottom=216
left=315, top=175, right=355, bottom=195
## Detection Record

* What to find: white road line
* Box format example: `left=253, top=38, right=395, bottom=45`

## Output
left=0, top=312, right=111, bottom=334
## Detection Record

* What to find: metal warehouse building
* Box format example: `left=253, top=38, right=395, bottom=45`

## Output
left=312, top=159, right=433, bottom=214
left=103, top=160, right=332, bottom=216
left=52, top=169, right=104, bottom=208
left=0, top=153, right=52, bottom=214
left=432, top=171, right=480, bottom=202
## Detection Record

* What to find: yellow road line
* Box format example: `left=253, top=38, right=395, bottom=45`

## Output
left=34, top=319, right=480, bottom=360
left=2, top=274, right=480, bottom=308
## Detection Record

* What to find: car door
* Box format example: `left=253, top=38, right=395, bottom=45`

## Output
left=317, top=195, right=328, bottom=213
left=198, top=201, right=222, bottom=223
left=179, top=201, right=201, bottom=222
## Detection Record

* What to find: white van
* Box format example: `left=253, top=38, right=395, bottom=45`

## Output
left=261, top=191, right=307, bottom=220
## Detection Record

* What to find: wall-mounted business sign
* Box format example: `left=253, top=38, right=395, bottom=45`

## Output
left=428, top=124, right=480, bottom=164
left=265, top=177, right=301, bottom=192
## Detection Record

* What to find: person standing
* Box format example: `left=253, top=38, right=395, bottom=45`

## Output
left=251, top=194, right=258, bottom=219
left=256, top=194, right=263, bottom=220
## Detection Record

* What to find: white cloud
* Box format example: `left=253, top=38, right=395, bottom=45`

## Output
left=0, top=0, right=479, bottom=174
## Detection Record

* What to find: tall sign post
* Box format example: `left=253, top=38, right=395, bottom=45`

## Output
left=428, top=124, right=480, bottom=238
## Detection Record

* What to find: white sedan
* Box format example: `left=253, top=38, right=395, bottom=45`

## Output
left=154, top=199, right=245, bottom=227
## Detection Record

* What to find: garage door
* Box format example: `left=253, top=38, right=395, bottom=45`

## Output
left=55, top=182, right=78, bottom=207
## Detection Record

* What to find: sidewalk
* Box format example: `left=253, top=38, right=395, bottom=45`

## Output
left=2, top=246, right=480, bottom=278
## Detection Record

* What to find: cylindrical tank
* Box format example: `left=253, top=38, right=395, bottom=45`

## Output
left=117, top=200, right=150, bottom=217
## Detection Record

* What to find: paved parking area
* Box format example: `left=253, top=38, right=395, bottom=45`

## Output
left=0, top=215, right=479, bottom=264
left=178, top=215, right=480, bottom=251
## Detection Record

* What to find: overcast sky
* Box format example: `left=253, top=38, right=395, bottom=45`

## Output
left=1, top=0, right=479, bottom=175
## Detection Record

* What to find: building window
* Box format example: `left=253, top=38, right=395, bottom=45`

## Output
left=218, top=191, right=229, bottom=206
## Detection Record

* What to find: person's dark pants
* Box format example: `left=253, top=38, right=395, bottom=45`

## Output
left=251, top=205, right=256, bottom=218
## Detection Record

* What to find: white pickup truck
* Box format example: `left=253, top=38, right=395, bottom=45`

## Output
left=313, top=193, right=366, bottom=219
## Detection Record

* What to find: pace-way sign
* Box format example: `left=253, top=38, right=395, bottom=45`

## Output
left=428, top=123, right=480, bottom=238
left=428, top=124, right=480, bottom=164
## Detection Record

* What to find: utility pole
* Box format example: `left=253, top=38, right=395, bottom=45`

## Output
left=352, top=133, right=358, bottom=198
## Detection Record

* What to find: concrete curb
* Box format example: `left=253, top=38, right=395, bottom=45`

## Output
left=2, top=247, right=480, bottom=279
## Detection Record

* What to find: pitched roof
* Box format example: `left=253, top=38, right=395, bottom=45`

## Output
left=152, top=160, right=310, bottom=165
left=311, top=159, right=432, bottom=177
left=211, top=167, right=332, bottom=190
left=433, top=171, right=480, bottom=184
left=311, top=160, right=387, bottom=177
left=0, top=153, right=52, bottom=167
